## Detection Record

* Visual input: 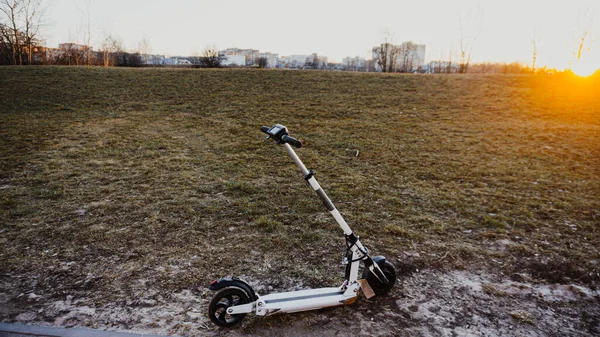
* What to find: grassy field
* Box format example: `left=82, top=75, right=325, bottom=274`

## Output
left=0, top=67, right=599, bottom=323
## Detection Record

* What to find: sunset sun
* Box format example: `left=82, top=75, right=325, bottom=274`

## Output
left=570, top=58, right=600, bottom=77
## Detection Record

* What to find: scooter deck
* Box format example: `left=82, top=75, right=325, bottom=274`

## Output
left=255, top=285, right=359, bottom=315
left=259, top=287, right=342, bottom=302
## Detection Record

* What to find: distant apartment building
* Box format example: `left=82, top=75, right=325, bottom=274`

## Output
left=140, top=55, right=191, bottom=65
left=286, top=54, right=327, bottom=69
left=412, top=44, right=426, bottom=70
left=342, top=56, right=366, bottom=71
left=222, top=54, right=246, bottom=66
left=220, top=48, right=261, bottom=66
left=162, top=57, right=177, bottom=65
left=371, top=41, right=426, bottom=72
left=259, top=52, right=279, bottom=68
left=217, top=47, right=332, bottom=69
left=58, top=43, right=92, bottom=52
left=288, top=55, right=310, bottom=68
left=141, top=54, right=162, bottom=65
left=43, top=43, right=94, bottom=65
left=277, top=56, right=290, bottom=68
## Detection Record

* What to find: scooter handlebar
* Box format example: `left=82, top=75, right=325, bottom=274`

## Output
left=260, top=125, right=302, bottom=148
left=282, top=135, right=302, bottom=148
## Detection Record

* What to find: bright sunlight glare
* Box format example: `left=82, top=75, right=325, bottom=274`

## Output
left=570, top=57, right=599, bottom=77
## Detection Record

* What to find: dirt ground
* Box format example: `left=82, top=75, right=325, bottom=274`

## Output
left=2, top=260, right=599, bottom=336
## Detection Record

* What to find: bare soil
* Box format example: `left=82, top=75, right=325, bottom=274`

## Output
left=2, top=265, right=599, bottom=336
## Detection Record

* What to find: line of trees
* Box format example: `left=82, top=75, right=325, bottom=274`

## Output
left=428, top=60, right=553, bottom=74
left=39, top=40, right=143, bottom=67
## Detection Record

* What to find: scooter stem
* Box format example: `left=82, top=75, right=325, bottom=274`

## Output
left=283, top=143, right=353, bottom=236
left=283, top=143, right=310, bottom=175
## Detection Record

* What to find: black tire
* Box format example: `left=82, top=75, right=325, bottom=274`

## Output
left=363, top=260, right=397, bottom=296
left=208, top=287, right=250, bottom=327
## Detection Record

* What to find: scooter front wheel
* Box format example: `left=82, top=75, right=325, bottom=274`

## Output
left=363, top=260, right=397, bottom=296
left=208, top=287, right=250, bottom=327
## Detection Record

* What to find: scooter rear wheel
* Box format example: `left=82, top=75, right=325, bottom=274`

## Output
left=208, top=287, right=250, bottom=327
left=363, top=260, right=397, bottom=296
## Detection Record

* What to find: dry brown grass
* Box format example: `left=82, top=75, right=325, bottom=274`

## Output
left=0, top=67, right=599, bottom=312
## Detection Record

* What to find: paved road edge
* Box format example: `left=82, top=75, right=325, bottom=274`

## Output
left=0, top=323, right=171, bottom=337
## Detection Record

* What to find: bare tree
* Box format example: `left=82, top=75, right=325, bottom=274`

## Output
left=80, top=0, right=92, bottom=65
left=101, top=34, right=123, bottom=66
left=0, top=0, right=23, bottom=65
left=345, top=57, right=359, bottom=71
left=373, top=43, right=387, bottom=72
left=388, top=44, right=399, bottom=72
left=480, top=62, right=489, bottom=73
left=447, top=44, right=453, bottom=73
left=0, top=0, right=46, bottom=66
left=458, top=38, right=469, bottom=73
left=303, top=55, right=315, bottom=69
left=320, top=59, right=327, bottom=70
left=256, top=56, right=268, bottom=68
left=574, top=9, right=595, bottom=62
left=374, top=29, right=399, bottom=73
left=530, top=31, right=541, bottom=74
left=0, top=23, right=9, bottom=63
left=568, top=9, right=597, bottom=75
left=22, top=0, right=44, bottom=64
left=67, top=24, right=82, bottom=65
left=458, top=10, right=482, bottom=74
left=531, top=39, right=538, bottom=73
left=458, top=33, right=478, bottom=73
left=303, top=53, right=321, bottom=69
left=57, top=0, right=92, bottom=66
left=374, top=42, right=400, bottom=73
left=0, top=23, right=17, bottom=64
left=398, top=41, right=416, bottom=72
left=198, top=45, right=224, bottom=68
left=575, top=33, right=588, bottom=61
left=138, top=35, right=151, bottom=64
left=113, top=51, right=141, bottom=67
left=431, top=51, right=444, bottom=73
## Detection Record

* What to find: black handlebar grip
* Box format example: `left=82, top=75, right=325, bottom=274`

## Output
left=260, top=126, right=270, bottom=134
left=282, top=135, right=302, bottom=148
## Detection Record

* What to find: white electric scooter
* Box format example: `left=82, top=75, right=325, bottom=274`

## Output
left=207, top=124, right=397, bottom=327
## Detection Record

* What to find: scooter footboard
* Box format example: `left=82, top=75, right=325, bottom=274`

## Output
left=255, top=285, right=359, bottom=316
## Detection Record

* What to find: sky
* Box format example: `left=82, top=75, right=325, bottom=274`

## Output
left=44, top=0, right=600, bottom=70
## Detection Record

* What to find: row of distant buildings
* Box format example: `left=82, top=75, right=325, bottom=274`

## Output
left=214, top=43, right=426, bottom=72
left=33, top=41, right=427, bottom=71
left=136, top=43, right=426, bottom=72
left=6, top=40, right=537, bottom=74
